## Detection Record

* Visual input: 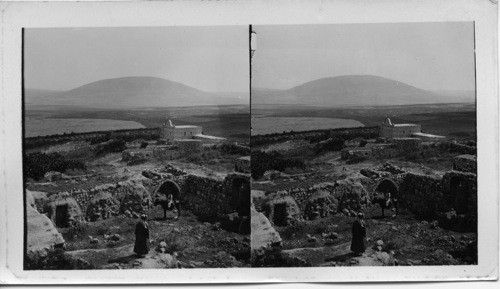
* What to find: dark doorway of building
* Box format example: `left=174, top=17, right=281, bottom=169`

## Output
left=273, top=203, right=287, bottom=226
left=55, top=205, right=69, bottom=228
left=231, top=178, right=250, bottom=216
left=451, top=177, right=469, bottom=214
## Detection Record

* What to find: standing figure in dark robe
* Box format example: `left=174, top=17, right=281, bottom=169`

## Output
left=351, top=212, right=367, bottom=256
left=134, top=214, right=150, bottom=257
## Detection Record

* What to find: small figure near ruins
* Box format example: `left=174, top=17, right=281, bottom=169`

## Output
left=134, top=214, right=150, bottom=257
left=351, top=212, right=367, bottom=256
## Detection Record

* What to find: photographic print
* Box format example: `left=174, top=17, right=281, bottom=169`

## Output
left=23, top=26, right=251, bottom=270
left=250, top=22, right=478, bottom=267
left=1, top=0, right=497, bottom=284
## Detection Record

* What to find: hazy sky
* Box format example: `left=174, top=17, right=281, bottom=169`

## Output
left=25, top=26, right=249, bottom=93
left=253, top=22, right=475, bottom=91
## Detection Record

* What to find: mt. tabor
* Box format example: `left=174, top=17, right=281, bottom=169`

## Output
left=252, top=75, right=474, bottom=106
left=25, top=77, right=247, bottom=108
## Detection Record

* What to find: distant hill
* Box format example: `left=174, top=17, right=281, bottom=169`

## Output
left=25, top=77, right=247, bottom=108
left=24, top=89, right=63, bottom=105
left=252, top=75, right=475, bottom=107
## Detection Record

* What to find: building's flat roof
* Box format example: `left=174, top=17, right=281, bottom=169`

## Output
left=175, top=125, right=201, bottom=129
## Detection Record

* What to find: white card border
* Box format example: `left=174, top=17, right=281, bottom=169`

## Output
left=0, top=0, right=497, bottom=284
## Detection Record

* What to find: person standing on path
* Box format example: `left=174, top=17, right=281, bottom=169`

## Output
left=134, top=214, right=150, bottom=257
left=351, top=212, right=367, bottom=256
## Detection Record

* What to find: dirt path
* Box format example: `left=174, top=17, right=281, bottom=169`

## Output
left=283, top=241, right=394, bottom=267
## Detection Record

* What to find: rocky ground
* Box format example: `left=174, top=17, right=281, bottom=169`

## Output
left=251, top=139, right=477, bottom=267
left=272, top=204, right=476, bottom=267
left=25, top=141, right=250, bottom=269
left=61, top=206, right=250, bottom=269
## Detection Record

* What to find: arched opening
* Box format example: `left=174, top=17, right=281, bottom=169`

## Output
left=450, top=177, right=468, bottom=214
left=55, top=204, right=69, bottom=228
left=273, top=203, right=287, bottom=226
left=157, top=180, right=181, bottom=199
left=375, top=179, right=398, bottom=199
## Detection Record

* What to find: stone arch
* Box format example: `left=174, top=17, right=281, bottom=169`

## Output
left=374, top=178, right=399, bottom=198
left=156, top=180, right=181, bottom=199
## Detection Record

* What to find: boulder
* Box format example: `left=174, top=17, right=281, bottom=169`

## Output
left=334, top=179, right=370, bottom=214
left=251, top=207, right=282, bottom=257
left=119, top=180, right=153, bottom=216
left=44, top=192, right=83, bottom=228
left=26, top=191, right=65, bottom=255
left=86, top=191, right=120, bottom=221
left=304, top=190, right=337, bottom=220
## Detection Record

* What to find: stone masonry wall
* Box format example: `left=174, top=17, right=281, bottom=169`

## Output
left=398, top=173, right=445, bottom=218
left=180, top=174, right=232, bottom=220
left=453, top=155, right=477, bottom=174
left=441, top=171, right=477, bottom=215
left=393, top=138, right=422, bottom=152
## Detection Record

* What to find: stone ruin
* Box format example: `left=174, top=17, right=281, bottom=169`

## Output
left=43, top=192, right=83, bottom=228
left=26, top=155, right=252, bottom=240
left=262, top=195, right=301, bottom=226
left=256, top=158, right=477, bottom=232
left=303, top=190, right=337, bottom=220
left=86, top=191, right=120, bottom=221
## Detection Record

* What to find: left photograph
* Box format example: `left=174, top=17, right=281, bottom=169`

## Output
left=23, top=26, right=251, bottom=269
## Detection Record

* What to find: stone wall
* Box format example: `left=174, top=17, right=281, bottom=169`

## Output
left=393, top=138, right=422, bottom=152
left=174, top=139, right=202, bottom=154
left=341, top=148, right=372, bottom=160
left=441, top=171, right=477, bottom=215
left=259, top=177, right=375, bottom=222
left=180, top=174, right=231, bottom=220
left=152, top=146, right=180, bottom=160
left=453, top=155, right=477, bottom=174
left=252, top=126, right=380, bottom=146
left=398, top=173, right=446, bottom=218
left=370, top=144, right=398, bottom=159
left=450, top=142, right=476, bottom=155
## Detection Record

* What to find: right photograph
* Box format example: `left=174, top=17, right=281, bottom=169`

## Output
left=250, top=23, right=477, bottom=267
